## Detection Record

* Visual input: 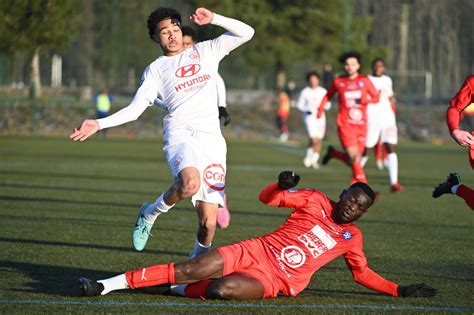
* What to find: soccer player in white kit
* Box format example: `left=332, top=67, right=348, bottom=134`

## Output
left=161, top=25, right=232, bottom=228
left=70, top=7, right=254, bottom=258
left=296, top=71, right=331, bottom=169
left=362, top=58, right=403, bottom=192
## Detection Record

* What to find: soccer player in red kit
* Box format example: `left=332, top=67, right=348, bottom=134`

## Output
left=433, top=75, right=474, bottom=210
left=317, top=52, right=380, bottom=184
left=79, top=171, right=436, bottom=300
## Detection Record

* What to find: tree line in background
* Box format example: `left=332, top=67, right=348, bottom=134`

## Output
left=0, top=0, right=472, bottom=101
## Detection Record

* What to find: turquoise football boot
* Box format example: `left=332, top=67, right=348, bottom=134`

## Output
left=132, top=202, right=154, bottom=251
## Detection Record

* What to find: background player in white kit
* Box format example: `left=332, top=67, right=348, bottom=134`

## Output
left=362, top=58, right=403, bottom=192
left=70, top=7, right=254, bottom=258
left=296, top=71, right=331, bottom=169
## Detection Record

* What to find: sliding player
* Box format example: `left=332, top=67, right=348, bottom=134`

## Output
left=318, top=52, right=380, bottom=184
left=79, top=171, right=436, bottom=300
left=70, top=7, right=254, bottom=257
left=362, top=58, right=403, bottom=192
left=297, top=71, right=331, bottom=169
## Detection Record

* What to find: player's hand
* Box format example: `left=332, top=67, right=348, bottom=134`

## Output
left=316, top=107, right=324, bottom=119
left=278, top=171, right=300, bottom=190
left=190, top=8, right=214, bottom=26
left=451, top=129, right=473, bottom=147
left=70, top=119, right=100, bottom=142
left=218, top=107, right=231, bottom=126
left=397, top=283, right=437, bottom=297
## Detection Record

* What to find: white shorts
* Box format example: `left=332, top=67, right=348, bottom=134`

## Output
left=163, top=128, right=227, bottom=206
left=365, top=118, right=398, bottom=147
left=304, top=114, right=326, bottom=139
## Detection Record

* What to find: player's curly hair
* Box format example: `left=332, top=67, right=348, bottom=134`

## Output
left=371, top=57, right=385, bottom=68
left=338, top=51, right=362, bottom=64
left=147, top=7, right=182, bottom=42
left=305, top=71, right=320, bottom=83
left=349, top=182, right=376, bottom=203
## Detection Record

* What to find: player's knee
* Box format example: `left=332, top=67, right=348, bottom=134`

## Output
left=179, top=178, right=200, bottom=198
left=207, top=281, right=237, bottom=300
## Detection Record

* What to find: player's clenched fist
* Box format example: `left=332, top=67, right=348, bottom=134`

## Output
left=70, top=119, right=100, bottom=142
left=278, top=171, right=300, bottom=190
left=190, top=8, right=214, bottom=25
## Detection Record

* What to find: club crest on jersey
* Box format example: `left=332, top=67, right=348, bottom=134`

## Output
left=343, top=231, right=352, bottom=240
left=358, top=81, right=365, bottom=87
left=203, top=163, right=225, bottom=191
left=189, top=51, right=199, bottom=60
left=175, top=64, right=201, bottom=78
left=281, top=245, right=306, bottom=269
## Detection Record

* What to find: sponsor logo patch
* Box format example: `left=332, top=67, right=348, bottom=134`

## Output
left=298, top=225, right=337, bottom=259
left=175, top=64, right=201, bottom=78
left=203, top=163, right=225, bottom=191
left=281, top=245, right=306, bottom=269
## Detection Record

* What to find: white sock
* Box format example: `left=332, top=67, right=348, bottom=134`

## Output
left=170, top=284, right=188, bottom=296
left=189, top=239, right=211, bottom=260
left=306, top=148, right=314, bottom=159
left=360, top=155, right=368, bottom=167
left=451, top=184, right=460, bottom=194
left=143, top=194, right=174, bottom=224
left=387, top=153, right=398, bottom=185
left=97, top=274, right=129, bottom=295
left=312, top=152, right=320, bottom=165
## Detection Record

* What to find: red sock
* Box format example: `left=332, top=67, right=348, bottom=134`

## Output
left=184, top=279, right=213, bottom=300
left=375, top=141, right=383, bottom=162
left=330, top=150, right=350, bottom=166
left=351, top=162, right=368, bottom=184
left=456, top=184, right=474, bottom=210
left=125, top=263, right=175, bottom=289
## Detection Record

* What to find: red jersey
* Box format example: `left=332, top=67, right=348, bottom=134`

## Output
left=258, top=183, right=398, bottom=297
left=447, top=75, right=474, bottom=133
left=318, top=74, right=379, bottom=127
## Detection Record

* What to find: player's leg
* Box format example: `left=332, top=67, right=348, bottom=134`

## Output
left=345, top=144, right=367, bottom=184
left=304, top=138, right=314, bottom=168
left=375, top=140, right=384, bottom=170
left=190, top=201, right=218, bottom=259
left=310, top=137, right=323, bottom=168
left=217, top=193, right=230, bottom=229
left=80, top=250, right=225, bottom=296
left=455, top=184, right=474, bottom=210
left=381, top=125, right=403, bottom=192
left=206, top=273, right=265, bottom=300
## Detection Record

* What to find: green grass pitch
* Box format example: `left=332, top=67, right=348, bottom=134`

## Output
left=0, top=135, right=473, bottom=314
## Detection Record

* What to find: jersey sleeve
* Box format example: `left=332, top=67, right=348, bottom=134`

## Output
left=216, top=73, right=227, bottom=108
left=447, top=76, right=474, bottom=132
left=344, top=232, right=399, bottom=296
left=97, top=65, right=158, bottom=130
left=259, top=183, right=314, bottom=209
left=317, top=82, right=337, bottom=116
left=208, top=13, right=255, bottom=62
left=365, top=77, right=380, bottom=104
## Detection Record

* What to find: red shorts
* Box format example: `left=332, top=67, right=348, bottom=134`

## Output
left=217, top=238, right=280, bottom=298
left=337, top=124, right=366, bottom=153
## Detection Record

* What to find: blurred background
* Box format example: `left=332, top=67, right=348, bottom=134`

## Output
left=0, top=0, right=472, bottom=141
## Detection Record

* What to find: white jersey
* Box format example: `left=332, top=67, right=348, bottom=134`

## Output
left=296, top=86, right=330, bottom=115
left=97, top=14, right=254, bottom=134
left=367, top=74, right=395, bottom=122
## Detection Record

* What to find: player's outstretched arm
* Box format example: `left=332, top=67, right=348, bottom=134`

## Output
left=70, top=119, right=99, bottom=142
left=351, top=266, right=436, bottom=298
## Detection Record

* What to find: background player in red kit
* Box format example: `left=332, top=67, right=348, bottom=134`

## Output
left=433, top=75, right=474, bottom=210
left=317, top=52, right=380, bottom=184
left=79, top=171, right=436, bottom=300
